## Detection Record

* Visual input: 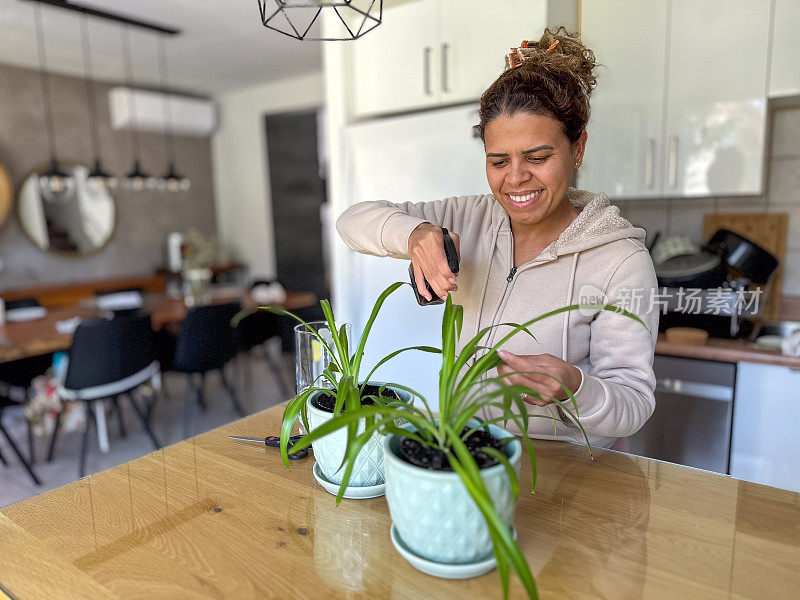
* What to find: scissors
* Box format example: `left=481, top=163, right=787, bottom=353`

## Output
left=228, top=434, right=310, bottom=459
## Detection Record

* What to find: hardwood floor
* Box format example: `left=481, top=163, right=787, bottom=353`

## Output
left=0, top=350, right=294, bottom=508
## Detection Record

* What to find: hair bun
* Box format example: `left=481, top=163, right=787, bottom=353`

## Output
left=504, top=27, right=597, bottom=99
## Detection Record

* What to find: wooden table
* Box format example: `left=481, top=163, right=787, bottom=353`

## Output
left=0, top=290, right=318, bottom=364
left=1, top=404, right=798, bottom=599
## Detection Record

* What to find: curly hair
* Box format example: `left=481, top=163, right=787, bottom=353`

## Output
left=478, top=27, right=598, bottom=144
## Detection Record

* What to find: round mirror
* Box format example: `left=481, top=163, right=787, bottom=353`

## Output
left=17, top=163, right=116, bottom=255
left=0, top=162, right=12, bottom=229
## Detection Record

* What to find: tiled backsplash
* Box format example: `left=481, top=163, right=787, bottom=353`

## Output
left=616, top=105, right=800, bottom=296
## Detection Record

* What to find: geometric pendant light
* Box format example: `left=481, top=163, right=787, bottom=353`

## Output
left=79, top=13, right=118, bottom=190
left=257, top=0, right=383, bottom=41
left=32, top=3, right=75, bottom=203
left=156, top=34, right=190, bottom=193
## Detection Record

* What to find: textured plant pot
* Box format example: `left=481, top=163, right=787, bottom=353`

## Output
left=384, top=423, right=522, bottom=564
left=305, top=384, right=411, bottom=487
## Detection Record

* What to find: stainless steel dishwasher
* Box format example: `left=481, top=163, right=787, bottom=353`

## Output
left=624, top=355, right=736, bottom=474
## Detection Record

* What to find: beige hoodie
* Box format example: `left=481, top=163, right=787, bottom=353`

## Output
left=336, top=189, right=659, bottom=447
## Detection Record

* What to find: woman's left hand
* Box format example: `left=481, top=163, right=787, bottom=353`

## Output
left=497, top=350, right=582, bottom=406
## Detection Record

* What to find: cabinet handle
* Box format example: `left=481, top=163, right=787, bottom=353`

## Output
left=423, top=46, right=432, bottom=96
left=441, top=43, right=450, bottom=93
left=668, top=135, right=678, bottom=189
left=645, top=138, right=655, bottom=189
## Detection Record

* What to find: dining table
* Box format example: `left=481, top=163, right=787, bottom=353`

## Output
left=0, top=289, right=318, bottom=365
left=1, top=401, right=798, bottom=599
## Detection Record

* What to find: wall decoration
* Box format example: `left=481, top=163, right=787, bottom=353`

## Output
left=17, top=163, right=116, bottom=255
left=0, top=162, right=12, bottom=229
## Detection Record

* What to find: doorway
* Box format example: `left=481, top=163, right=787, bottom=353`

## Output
left=264, top=110, right=328, bottom=348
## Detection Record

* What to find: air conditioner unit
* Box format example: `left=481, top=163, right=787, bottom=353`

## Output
left=109, top=87, right=217, bottom=136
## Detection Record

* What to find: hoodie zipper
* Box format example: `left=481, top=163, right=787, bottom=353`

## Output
left=483, top=232, right=517, bottom=355
left=484, top=230, right=554, bottom=355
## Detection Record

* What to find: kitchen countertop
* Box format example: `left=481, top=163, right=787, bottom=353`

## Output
left=2, top=403, right=799, bottom=599
left=656, top=334, right=800, bottom=368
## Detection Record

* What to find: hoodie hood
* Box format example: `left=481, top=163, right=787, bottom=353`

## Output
left=555, top=188, right=646, bottom=255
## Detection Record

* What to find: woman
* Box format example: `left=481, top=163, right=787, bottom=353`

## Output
left=336, top=28, right=658, bottom=447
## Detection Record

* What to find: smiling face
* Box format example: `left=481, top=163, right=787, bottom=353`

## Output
left=485, top=111, right=586, bottom=231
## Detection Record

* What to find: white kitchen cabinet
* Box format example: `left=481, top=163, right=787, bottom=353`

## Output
left=579, top=0, right=669, bottom=198
left=350, top=0, right=547, bottom=118
left=579, top=0, right=770, bottom=199
left=664, top=0, right=770, bottom=197
left=769, top=0, right=800, bottom=98
left=730, top=361, right=800, bottom=493
left=436, top=0, right=547, bottom=104
left=351, top=0, right=439, bottom=117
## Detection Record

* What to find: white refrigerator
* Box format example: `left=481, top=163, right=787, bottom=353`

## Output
left=332, top=104, right=491, bottom=407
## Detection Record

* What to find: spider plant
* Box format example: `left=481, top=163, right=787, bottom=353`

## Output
left=237, top=281, right=440, bottom=477
left=286, top=294, right=646, bottom=599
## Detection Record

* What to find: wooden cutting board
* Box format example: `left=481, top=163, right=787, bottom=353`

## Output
left=703, top=213, right=788, bottom=320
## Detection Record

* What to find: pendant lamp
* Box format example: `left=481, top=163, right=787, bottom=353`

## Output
left=79, top=13, right=118, bottom=191
left=33, top=4, right=75, bottom=204
left=257, top=0, right=383, bottom=41
left=120, top=25, right=156, bottom=192
left=156, top=34, right=190, bottom=193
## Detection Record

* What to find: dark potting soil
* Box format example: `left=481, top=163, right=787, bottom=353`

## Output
left=311, top=384, right=401, bottom=413
left=400, top=428, right=504, bottom=471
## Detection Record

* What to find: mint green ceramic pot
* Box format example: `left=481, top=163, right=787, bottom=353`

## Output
left=305, top=384, right=412, bottom=487
left=384, top=422, right=522, bottom=564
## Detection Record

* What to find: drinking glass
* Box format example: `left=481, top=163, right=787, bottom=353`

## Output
left=294, top=321, right=351, bottom=394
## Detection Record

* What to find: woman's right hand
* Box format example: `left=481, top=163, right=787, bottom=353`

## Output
left=408, top=223, right=460, bottom=301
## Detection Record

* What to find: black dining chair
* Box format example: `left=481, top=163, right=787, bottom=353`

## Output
left=47, top=312, right=162, bottom=478
left=1, top=397, right=40, bottom=485
left=170, top=302, right=244, bottom=437
left=0, top=354, right=50, bottom=485
left=0, top=296, right=51, bottom=484
left=5, top=298, right=42, bottom=311
left=236, top=280, right=290, bottom=397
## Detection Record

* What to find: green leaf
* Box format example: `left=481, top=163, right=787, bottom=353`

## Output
left=279, top=388, right=314, bottom=468
left=377, top=422, right=434, bottom=446
left=380, top=381, right=434, bottom=419
left=454, top=301, right=464, bottom=339
left=230, top=306, right=256, bottom=328
left=334, top=417, right=392, bottom=504
left=443, top=424, right=538, bottom=598
left=260, top=306, right=342, bottom=373
left=320, top=299, right=348, bottom=374
left=322, top=365, right=339, bottom=389
left=339, top=323, right=350, bottom=361
left=289, top=404, right=427, bottom=453
left=448, top=321, right=537, bottom=395
left=360, top=346, right=441, bottom=392
left=491, top=304, right=646, bottom=356
left=350, top=281, right=407, bottom=376
left=480, top=446, right=520, bottom=500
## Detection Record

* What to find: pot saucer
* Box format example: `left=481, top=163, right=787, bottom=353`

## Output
left=390, top=522, right=517, bottom=579
left=312, top=462, right=386, bottom=499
